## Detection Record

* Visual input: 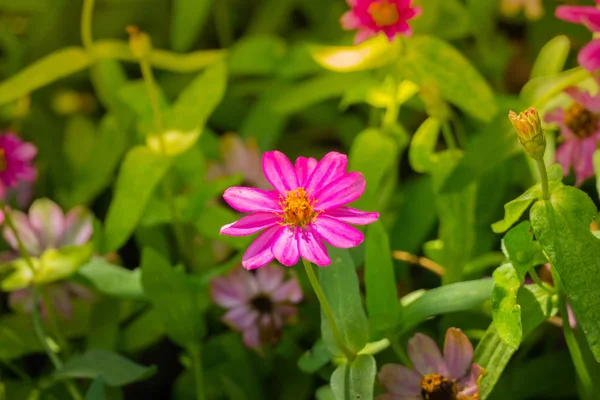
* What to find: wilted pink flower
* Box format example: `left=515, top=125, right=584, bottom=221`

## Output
left=210, top=265, right=302, bottom=350
left=207, top=133, right=270, bottom=190
left=378, top=328, right=484, bottom=400
left=3, top=198, right=93, bottom=318
left=545, top=85, right=600, bottom=186
left=220, top=151, right=379, bottom=269
left=556, top=1, right=600, bottom=71
left=340, top=0, right=421, bottom=44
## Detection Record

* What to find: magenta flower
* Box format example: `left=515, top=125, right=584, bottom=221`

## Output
left=340, top=0, right=421, bottom=44
left=210, top=265, right=302, bottom=350
left=220, top=151, right=379, bottom=269
left=556, top=1, right=600, bottom=71
left=0, top=133, right=37, bottom=191
left=545, top=85, right=600, bottom=186
left=378, top=328, right=485, bottom=400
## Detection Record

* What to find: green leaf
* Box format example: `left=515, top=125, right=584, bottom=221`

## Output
left=491, top=263, right=522, bottom=349
left=348, top=129, right=399, bottom=210
left=85, top=376, right=105, bottom=400
left=530, top=185, right=600, bottom=361
left=120, top=309, right=165, bottom=353
left=87, top=298, right=120, bottom=351
left=310, top=35, right=396, bottom=72
left=365, top=221, right=398, bottom=321
left=319, top=247, right=369, bottom=356
left=501, top=221, right=547, bottom=280
left=103, top=147, right=171, bottom=252
left=0, top=47, right=92, bottom=106
left=404, top=35, right=497, bottom=122
left=330, top=355, right=376, bottom=400
left=141, top=248, right=207, bottom=348
left=78, top=259, right=145, bottom=301
left=530, top=35, right=570, bottom=79
left=399, top=279, right=493, bottom=333
left=298, top=339, right=330, bottom=374
left=55, top=349, right=156, bottom=387
left=229, top=35, right=286, bottom=76
left=170, top=0, right=213, bottom=52
left=409, top=117, right=441, bottom=173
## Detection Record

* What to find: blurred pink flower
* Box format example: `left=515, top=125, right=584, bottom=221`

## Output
left=220, top=151, right=379, bottom=269
left=556, top=1, right=600, bottom=71
left=378, top=328, right=484, bottom=400
left=0, top=133, right=37, bottom=190
left=340, top=0, right=421, bottom=44
left=3, top=198, right=94, bottom=319
left=207, top=133, right=270, bottom=190
left=210, top=265, right=302, bottom=350
left=545, top=85, right=600, bottom=186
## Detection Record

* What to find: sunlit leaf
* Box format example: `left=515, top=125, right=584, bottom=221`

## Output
left=311, top=35, right=396, bottom=72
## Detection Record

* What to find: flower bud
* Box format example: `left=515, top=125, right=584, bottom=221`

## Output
left=508, top=108, right=546, bottom=160
left=126, top=25, right=152, bottom=60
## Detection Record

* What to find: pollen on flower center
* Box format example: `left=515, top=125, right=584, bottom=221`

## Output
left=564, top=102, right=599, bottom=139
left=368, top=0, right=400, bottom=27
left=420, top=373, right=457, bottom=400
left=279, top=188, right=318, bottom=227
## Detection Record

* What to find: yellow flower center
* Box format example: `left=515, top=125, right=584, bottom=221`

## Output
left=0, top=148, right=7, bottom=173
left=420, top=373, right=457, bottom=400
left=564, top=102, right=599, bottom=139
left=279, top=188, right=319, bottom=228
left=368, top=0, right=400, bottom=27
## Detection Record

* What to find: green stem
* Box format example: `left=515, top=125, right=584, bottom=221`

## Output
left=40, top=288, right=71, bottom=356
left=383, top=76, right=399, bottom=132
left=441, top=121, right=457, bottom=149
left=81, top=0, right=95, bottom=52
left=189, top=346, right=205, bottom=400
left=536, top=158, right=550, bottom=200
left=528, top=266, right=557, bottom=295
left=138, top=57, right=193, bottom=269
left=32, top=289, right=83, bottom=400
left=302, top=258, right=354, bottom=361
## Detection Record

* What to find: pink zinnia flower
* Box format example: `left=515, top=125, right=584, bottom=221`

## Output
left=0, top=133, right=37, bottom=192
left=340, top=0, right=422, bottom=44
left=220, top=151, right=379, bottom=269
left=378, top=328, right=485, bottom=400
left=210, top=265, right=302, bottom=350
left=545, top=85, right=600, bottom=186
left=556, top=1, right=600, bottom=71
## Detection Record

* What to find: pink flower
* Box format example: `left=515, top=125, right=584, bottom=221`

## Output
left=210, top=265, right=302, bottom=350
left=378, top=328, right=485, bottom=400
left=556, top=0, right=600, bottom=71
left=340, top=0, right=421, bottom=44
left=10, top=282, right=93, bottom=319
left=0, top=133, right=37, bottom=190
left=220, top=151, right=379, bottom=269
left=545, top=85, right=600, bottom=186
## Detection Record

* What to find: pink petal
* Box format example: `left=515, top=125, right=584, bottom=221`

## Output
left=407, top=333, right=449, bottom=377
left=378, top=364, right=422, bottom=397
left=272, top=277, right=303, bottom=303
left=443, top=328, right=474, bottom=380
left=543, top=107, right=565, bottom=125
left=573, top=134, right=599, bottom=185
left=294, top=156, right=318, bottom=187
left=313, top=172, right=366, bottom=211
left=556, top=139, right=577, bottom=177
left=341, top=10, right=362, bottom=30
left=272, top=227, right=301, bottom=266
left=211, top=274, right=250, bottom=307
left=313, top=216, right=365, bottom=248
left=13, top=142, right=37, bottom=160
left=223, top=305, right=259, bottom=330
left=564, top=87, right=600, bottom=113
left=354, top=29, right=377, bottom=45
left=3, top=211, right=41, bottom=256
left=223, top=187, right=280, bottom=213
left=578, top=39, right=600, bottom=71
left=255, top=265, right=285, bottom=294
left=242, top=326, right=262, bottom=349
left=457, top=364, right=484, bottom=397
left=262, top=151, right=299, bottom=194
left=323, top=206, right=379, bottom=225
left=220, top=212, right=280, bottom=236
left=27, top=199, right=65, bottom=250
left=555, top=6, right=600, bottom=27
left=61, top=206, right=93, bottom=247
left=305, top=152, right=348, bottom=194
left=242, top=225, right=282, bottom=270
left=298, top=226, right=331, bottom=266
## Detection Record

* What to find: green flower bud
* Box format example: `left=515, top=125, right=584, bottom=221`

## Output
left=508, top=108, right=546, bottom=160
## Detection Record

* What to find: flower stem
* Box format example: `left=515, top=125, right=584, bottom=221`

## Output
left=189, top=345, right=205, bottom=400
left=80, top=0, right=95, bottom=52
left=302, top=258, right=354, bottom=361
left=536, top=158, right=550, bottom=200
left=528, top=266, right=557, bottom=295
left=32, top=289, right=83, bottom=400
